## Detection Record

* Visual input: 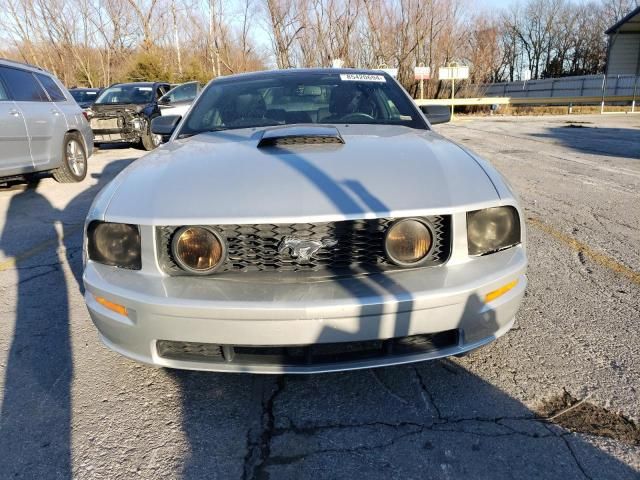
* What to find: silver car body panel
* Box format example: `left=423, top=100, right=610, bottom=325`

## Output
left=102, top=125, right=501, bottom=225
left=0, top=59, right=93, bottom=178
left=83, top=69, right=526, bottom=373
left=0, top=99, right=33, bottom=174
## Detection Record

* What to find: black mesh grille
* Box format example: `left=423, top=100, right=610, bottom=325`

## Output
left=156, top=340, right=224, bottom=362
left=157, top=216, right=451, bottom=275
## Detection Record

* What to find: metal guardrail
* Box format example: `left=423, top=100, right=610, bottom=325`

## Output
left=415, top=95, right=635, bottom=107
left=478, top=74, right=639, bottom=99
left=415, top=74, right=639, bottom=113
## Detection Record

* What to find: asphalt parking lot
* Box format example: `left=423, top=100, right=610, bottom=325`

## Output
left=0, top=114, right=639, bottom=479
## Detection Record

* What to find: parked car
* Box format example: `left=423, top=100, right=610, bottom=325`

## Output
left=83, top=68, right=527, bottom=373
left=158, top=81, right=202, bottom=117
left=69, top=87, right=102, bottom=109
left=87, top=81, right=171, bottom=150
left=0, top=59, right=93, bottom=183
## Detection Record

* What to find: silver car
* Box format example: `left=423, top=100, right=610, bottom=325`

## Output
left=158, top=81, right=203, bottom=118
left=0, top=59, right=93, bottom=182
left=83, top=69, right=527, bottom=374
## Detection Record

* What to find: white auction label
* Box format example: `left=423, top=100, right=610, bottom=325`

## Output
left=339, top=74, right=386, bottom=82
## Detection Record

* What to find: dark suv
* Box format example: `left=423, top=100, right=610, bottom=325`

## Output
left=87, top=82, right=170, bottom=150
left=69, top=87, right=102, bottom=109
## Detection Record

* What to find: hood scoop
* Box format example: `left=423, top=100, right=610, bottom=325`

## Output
left=257, top=125, right=344, bottom=148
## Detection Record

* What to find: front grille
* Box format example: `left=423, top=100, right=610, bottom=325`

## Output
left=90, top=117, right=119, bottom=129
left=156, top=330, right=459, bottom=366
left=157, top=216, right=451, bottom=276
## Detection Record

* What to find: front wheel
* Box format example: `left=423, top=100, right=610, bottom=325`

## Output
left=140, top=119, right=162, bottom=151
left=52, top=132, right=88, bottom=183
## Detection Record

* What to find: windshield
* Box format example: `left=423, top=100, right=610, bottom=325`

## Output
left=70, top=89, right=99, bottom=103
left=95, top=84, right=154, bottom=105
left=179, top=72, right=426, bottom=137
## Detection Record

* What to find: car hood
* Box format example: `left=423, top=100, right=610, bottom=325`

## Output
left=103, top=125, right=500, bottom=225
left=90, top=103, right=147, bottom=115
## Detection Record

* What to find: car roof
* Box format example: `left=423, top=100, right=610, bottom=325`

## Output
left=0, top=58, right=48, bottom=75
left=213, top=68, right=392, bottom=83
left=108, top=81, right=168, bottom=88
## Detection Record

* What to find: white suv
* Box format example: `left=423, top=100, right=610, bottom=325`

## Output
left=0, top=59, right=93, bottom=183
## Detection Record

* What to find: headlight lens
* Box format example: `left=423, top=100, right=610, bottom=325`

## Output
left=385, top=219, right=433, bottom=266
left=87, top=221, right=141, bottom=269
left=467, top=206, right=521, bottom=256
left=171, top=226, right=225, bottom=274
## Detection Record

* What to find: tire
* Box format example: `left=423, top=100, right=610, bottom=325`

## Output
left=141, top=118, right=162, bottom=151
left=52, top=132, right=88, bottom=183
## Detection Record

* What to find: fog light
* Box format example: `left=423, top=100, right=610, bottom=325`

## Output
left=94, top=295, right=128, bottom=316
left=485, top=279, right=518, bottom=303
left=171, top=226, right=226, bottom=274
left=385, top=218, right=433, bottom=266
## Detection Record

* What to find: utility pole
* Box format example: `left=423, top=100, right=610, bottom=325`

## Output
left=451, top=77, right=455, bottom=120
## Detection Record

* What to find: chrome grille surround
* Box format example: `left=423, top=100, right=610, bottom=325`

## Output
left=157, top=216, right=451, bottom=276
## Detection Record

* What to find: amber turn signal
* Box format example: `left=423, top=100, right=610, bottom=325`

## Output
left=484, top=279, right=518, bottom=303
left=94, top=295, right=128, bottom=316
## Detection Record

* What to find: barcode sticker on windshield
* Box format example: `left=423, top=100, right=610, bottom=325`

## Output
left=340, top=74, right=386, bottom=82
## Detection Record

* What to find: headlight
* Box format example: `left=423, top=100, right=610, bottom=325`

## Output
left=171, top=226, right=226, bottom=274
left=467, top=206, right=520, bottom=256
left=385, top=218, right=433, bottom=266
left=87, top=221, right=141, bottom=269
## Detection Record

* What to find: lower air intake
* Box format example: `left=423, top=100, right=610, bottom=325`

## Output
left=156, top=330, right=459, bottom=366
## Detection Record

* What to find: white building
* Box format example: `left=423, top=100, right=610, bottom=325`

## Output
left=606, top=6, right=640, bottom=75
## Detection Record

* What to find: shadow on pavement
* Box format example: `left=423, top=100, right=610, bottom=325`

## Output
left=532, top=125, right=640, bottom=160
left=171, top=353, right=639, bottom=479
left=0, top=159, right=131, bottom=478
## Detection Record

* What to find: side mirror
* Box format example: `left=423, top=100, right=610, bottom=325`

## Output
left=151, top=115, right=181, bottom=143
left=158, top=96, right=170, bottom=105
left=420, top=105, right=451, bottom=125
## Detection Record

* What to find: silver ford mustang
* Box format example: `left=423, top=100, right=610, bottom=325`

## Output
left=83, top=69, right=527, bottom=374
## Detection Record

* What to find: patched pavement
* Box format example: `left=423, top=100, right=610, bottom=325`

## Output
left=0, top=115, right=638, bottom=479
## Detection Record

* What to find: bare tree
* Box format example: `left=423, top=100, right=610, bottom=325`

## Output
left=0, top=0, right=633, bottom=89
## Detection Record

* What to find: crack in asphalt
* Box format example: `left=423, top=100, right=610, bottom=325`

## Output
left=246, top=416, right=589, bottom=475
left=243, top=376, right=286, bottom=480
left=263, top=426, right=422, bottom=470
left=2, top=265, right=61, bottom=289
left=412, top=366, right=442, bottom=418
left=559, top=434, right=594, bottom=480
left=370, top=369, right=410, bottom=406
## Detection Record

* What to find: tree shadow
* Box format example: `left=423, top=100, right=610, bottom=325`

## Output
left=531, top=126, right=640, bottom=160
left=0, top=158, right=132, bottom=478
left=170, top=138, right=638, bottom=479
left=171, top=293, right=639, bottom=479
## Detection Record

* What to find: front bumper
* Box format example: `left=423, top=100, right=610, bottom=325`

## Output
left=83, top=246, right=527, bottom=373
left=93, top=131, right=141, bottom=143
